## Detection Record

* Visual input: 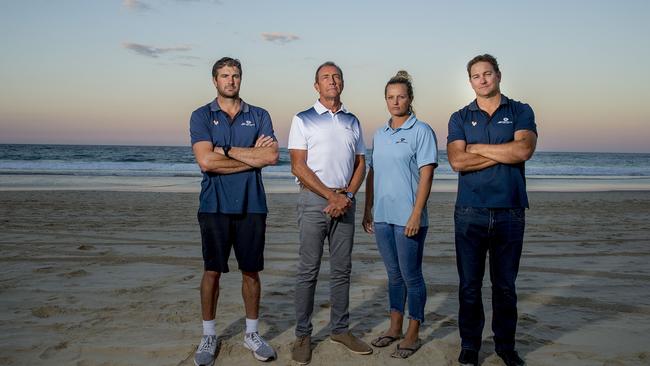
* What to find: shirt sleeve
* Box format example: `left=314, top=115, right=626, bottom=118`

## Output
left=515, top=103, right=537, bottom=135
left=259, top=109, right=277, bottom=141
left=287, top=115, right=307, bottom=150
left=354, top=118, right=366, bottom=155
left=446, top=111, right=466, bottom=144
left=189, top=109, right=212, bottom=145
left=415, top=123, right=439, bottom=168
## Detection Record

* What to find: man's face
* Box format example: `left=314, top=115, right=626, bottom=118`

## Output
left=469, top=61, right=501, bottom=98
left=314, top=65, right=343, bottom=99
left=213, top=66, right=241, bottom=98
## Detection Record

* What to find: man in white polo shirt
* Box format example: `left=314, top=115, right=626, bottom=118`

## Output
left=288, top=61, right=371, bottom=364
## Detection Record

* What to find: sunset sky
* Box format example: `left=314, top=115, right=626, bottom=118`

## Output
left=1, top=0, right=649, bottom=152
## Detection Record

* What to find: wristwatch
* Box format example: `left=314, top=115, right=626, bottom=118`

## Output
left=222, top=145, right=231, bottom=158
left=344, top=191, right=355, bottom=201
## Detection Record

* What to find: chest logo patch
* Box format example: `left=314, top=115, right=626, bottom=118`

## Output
left=471, top=121, right=477, bottom=126
left=241, top=120, right=255, bottom=127
left=395, top=137, right=407, bottom=144
left=497, top=117, right=513, bottom=124
left=213, top=119, right=219, bottom=126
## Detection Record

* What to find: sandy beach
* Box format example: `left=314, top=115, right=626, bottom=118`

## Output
left=1, top=188, right=649, bottom=365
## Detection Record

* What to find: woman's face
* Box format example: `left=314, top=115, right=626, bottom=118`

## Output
left=385, top=83, right=411, bottom=118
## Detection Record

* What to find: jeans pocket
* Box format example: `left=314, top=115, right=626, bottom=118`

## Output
left=454, top=206, right=474, bottom=221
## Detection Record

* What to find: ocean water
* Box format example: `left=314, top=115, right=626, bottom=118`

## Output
left=1, top=144, right=649, bottom=179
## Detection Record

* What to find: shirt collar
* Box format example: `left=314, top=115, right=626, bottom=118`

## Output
left=468, top=94, right=509, bottom=111
left=314, top=99, right=348, bottom=115
left=383, top=113, right=417, bottom=132
left=210, top=98, right=250, bottom=113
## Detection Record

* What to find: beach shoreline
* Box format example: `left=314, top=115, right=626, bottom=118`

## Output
left=2, top=173, right=650, bottom=193
left=1, top=190, right=649, bottom=365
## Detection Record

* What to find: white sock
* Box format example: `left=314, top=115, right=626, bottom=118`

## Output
left=203, top=319, right=216, bottom=336
left=245, top=318, right=258, bottom=334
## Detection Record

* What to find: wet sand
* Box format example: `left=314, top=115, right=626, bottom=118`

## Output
left=0, top=190, right=649, bottom=365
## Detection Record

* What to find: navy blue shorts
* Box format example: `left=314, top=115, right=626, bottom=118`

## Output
left=197, top=212, right=266, bottom=273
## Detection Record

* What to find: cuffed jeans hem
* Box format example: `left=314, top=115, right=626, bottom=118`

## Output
left=389, top=308, right=404, bottom=315
left=407, top=314, right=424, bottom=324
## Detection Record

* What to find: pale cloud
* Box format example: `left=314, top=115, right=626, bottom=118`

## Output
left=123, top=0, right=152, bottom=12
left=261, top=32, right=300, bottom=44
left=122, top=42, right=192, bottom=58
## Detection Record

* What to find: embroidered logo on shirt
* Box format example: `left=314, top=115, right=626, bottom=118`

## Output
left=213, top=119, right=219, bottom=125
left=471, top=121, right=477, bottom=126
left=241, top=120, right=255, bottom=127
left=395, top=138, right=407, bottom=144
left=497, top=117, right=513, bottom=124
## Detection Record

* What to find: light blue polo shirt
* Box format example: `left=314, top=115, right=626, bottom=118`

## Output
left=369, top=114, right=438, bottom=227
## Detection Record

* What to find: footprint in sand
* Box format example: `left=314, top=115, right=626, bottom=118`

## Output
left=58, top=269, right=89, bottom=279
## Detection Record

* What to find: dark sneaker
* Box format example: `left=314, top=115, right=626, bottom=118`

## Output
left=292, top=335, right=312, bottom=365
left=458, top=348, right=479, bottom=366
left=194, top=335, right=217, bottom=366
left=243, top=331, right=276, bottom=361
left=330, top=331, right=373, bottom=355
left=496, top=350, right=525, bottom=366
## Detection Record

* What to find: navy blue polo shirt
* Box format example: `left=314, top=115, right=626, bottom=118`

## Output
left=447, top=95, right=537, bottom=208
left=189, top=99, right=275, bottom=214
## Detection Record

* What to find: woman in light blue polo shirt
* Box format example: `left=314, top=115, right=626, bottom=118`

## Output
left=363, top=70, right=438, bottom=358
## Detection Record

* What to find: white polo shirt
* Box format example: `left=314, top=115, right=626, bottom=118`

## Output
left=288, top=100, right=366, bottom=188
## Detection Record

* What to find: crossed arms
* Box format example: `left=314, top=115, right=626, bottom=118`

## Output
left=193, top=135, right=279, bottom=174
left=447, top=130, right=537, bottom=172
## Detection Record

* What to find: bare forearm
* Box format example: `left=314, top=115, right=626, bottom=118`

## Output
left=364, top=168, right=374, bottom=215
left=411, top=166, right=434, bottom=216
left=291, top=161, right=336, bottom=200
left=450, top=151, right=498, bottom=172
left=467, top=131, right=537, bottom=164
left=467, top=141, right=532, bottom=164
left=346, top=156, right=366, bottom=195
left=198, top=151, right=253, bottom=174
left=227, top=144, right=279, bottom=168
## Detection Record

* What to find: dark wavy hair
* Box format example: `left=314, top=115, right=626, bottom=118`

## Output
left=212, top=57, right=242, bottom=78
left=466, top=54, right=500, bottom=77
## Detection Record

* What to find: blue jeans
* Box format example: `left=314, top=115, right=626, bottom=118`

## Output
left=454, top=206, right=525, bottom=352
left=374, top=222, right=428, bottom=323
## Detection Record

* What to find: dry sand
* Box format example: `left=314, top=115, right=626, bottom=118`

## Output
left=1, top=190, right=649, bottom=365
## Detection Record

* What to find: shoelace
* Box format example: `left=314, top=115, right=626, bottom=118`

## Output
left=248, top=332, right=264, bottom=349
left=199, top=336, right=216, bottom=352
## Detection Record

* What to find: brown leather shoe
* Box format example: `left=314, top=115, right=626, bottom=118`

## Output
left=292, top=335, right=312, bottom=365
left=330, top=331, right=373, bottom=355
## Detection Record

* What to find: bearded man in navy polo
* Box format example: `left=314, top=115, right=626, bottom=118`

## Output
left=189, top=57, right=279, bottom=365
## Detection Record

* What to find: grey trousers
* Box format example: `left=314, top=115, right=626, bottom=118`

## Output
left=295, top=188, right=355, bottom=337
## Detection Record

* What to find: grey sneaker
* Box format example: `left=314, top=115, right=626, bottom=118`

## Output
left=243, top=331, right=276, bottom=361
left=194, top=335, right=217, bottom=366
left=291, top=335, right=312, bottom=365
left=330, top=331, right=373, bottom=355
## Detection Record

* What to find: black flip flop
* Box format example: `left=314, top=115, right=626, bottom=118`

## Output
left=390, top=341, right=422, bottom=359
left=371, top=335, right=399, bottom=348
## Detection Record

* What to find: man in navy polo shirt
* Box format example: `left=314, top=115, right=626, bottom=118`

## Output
left=189, top=57, right=279, bottom=365
left=447, top=54, right=537, bottom=366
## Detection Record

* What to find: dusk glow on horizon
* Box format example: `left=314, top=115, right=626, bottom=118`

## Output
left=1, top=0, right=649, bottom=153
